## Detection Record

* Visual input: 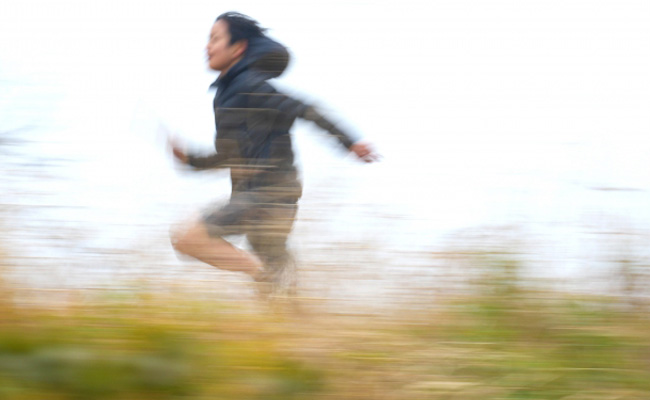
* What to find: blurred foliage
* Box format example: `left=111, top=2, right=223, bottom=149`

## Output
left=1, top=251, right=649, bottom=399
left=0, top=294, right=323, bottom=400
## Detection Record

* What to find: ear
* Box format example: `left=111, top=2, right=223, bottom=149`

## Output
left=232, top=40, right=248, bottom=59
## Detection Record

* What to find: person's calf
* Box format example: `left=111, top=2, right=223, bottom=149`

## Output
left=171, top=221, right=263, bottom=277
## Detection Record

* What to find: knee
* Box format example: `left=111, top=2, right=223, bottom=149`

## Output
left=170, top=232, right=185, bottom=254
left=170, top=226, right=192, bottom=255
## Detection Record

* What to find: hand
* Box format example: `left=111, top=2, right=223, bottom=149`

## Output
left=350, top=141, right=380, bottom=163
left=167, top=137, right=189, bottom=164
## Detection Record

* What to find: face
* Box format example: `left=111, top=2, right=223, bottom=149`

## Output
left=206, top=19, right=246, bottom=72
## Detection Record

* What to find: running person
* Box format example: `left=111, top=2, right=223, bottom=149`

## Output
left=170, top=12, right=378, bottom=284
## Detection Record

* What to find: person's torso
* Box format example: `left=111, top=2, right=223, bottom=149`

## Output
left=213, top=69, right=301, bottom=194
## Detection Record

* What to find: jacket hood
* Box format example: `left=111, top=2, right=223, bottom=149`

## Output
left=241, top=35, right=290, bottom=79
left=212, top=35, right=290, bottom=89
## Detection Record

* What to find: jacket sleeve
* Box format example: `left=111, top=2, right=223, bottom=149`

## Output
left=226, top=79, right=360, bottom=162
left=298, top=104, right=359, bottom=149
left=185, top=151, right=229, bottom=170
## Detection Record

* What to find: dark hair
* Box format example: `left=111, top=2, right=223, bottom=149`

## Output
left=216, top=12, right=266, bottom=45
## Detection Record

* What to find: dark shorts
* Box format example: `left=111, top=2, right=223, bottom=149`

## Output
left=202, top=189, right=299, bottom=263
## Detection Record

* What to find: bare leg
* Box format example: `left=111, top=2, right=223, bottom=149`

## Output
left=171, top=220, right=263, bottom=278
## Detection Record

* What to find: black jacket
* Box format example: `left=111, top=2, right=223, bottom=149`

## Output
left=187, top=35, right=358, bottom=197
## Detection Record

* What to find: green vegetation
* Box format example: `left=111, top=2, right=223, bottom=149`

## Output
left=1, top=253, right=649, bottom=399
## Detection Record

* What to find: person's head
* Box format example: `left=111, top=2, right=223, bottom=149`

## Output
left=206, top=12, right=266, bottom=73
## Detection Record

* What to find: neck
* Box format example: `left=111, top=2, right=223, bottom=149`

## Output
left=219, top=55, right=245, bottom=77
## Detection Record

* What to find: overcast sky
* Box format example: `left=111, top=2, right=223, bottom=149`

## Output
left=3, top=0, right=648, bottom=143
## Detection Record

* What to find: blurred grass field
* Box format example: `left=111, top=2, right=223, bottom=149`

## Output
left=2, top=248, right=649, bottom=400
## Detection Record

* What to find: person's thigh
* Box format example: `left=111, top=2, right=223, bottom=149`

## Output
left=246, top=201, right=298, bottom=263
